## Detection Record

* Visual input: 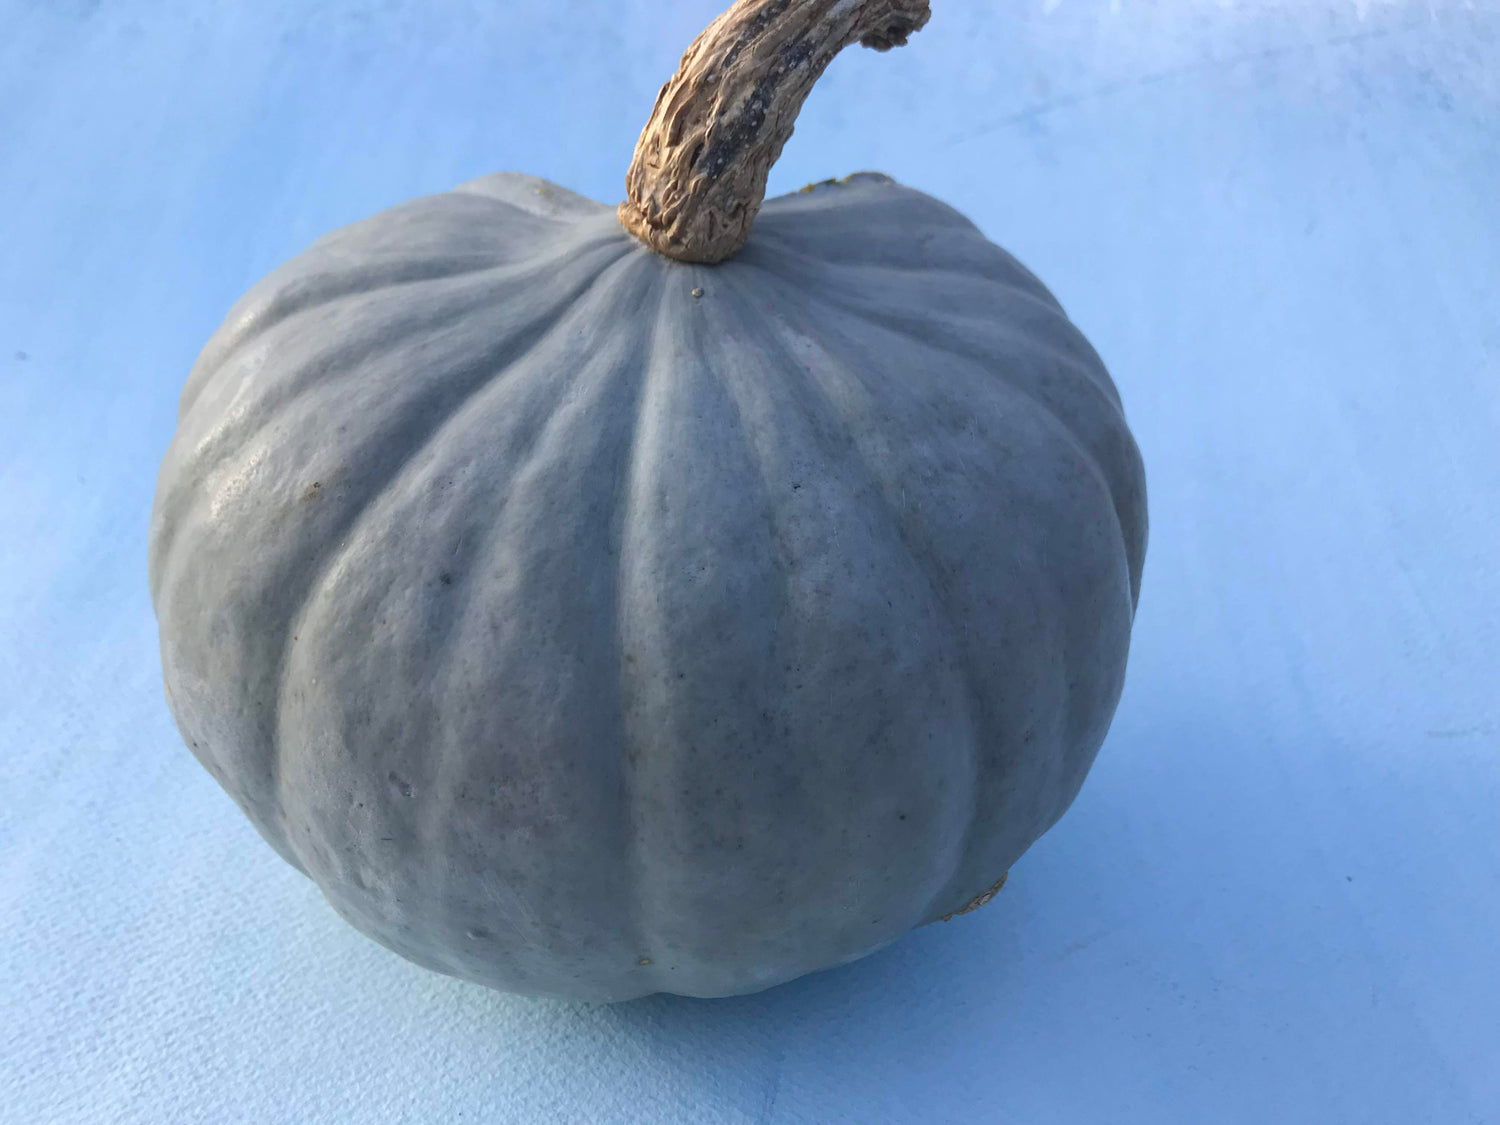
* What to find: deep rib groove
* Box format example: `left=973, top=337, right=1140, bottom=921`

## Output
left=747, top=261, right=1137, bottom=900
left=413, top=254, right=656, bottom=977
left=716, top=266, right=985, bottom=924
left=737, top=255, right=1136, bottom=588
left=742, top=236, right=1125, bottom=411
left=267, top=247, right=639, bottom=859
left=180, top=255, right=513, bottom=423
left=749, top=224, right=1070, bottom=315
left=151, top=237, right=631, bottom=653
left=613, top=267, right=676, bottom=991
left=180, top=232, right=625, bottom=449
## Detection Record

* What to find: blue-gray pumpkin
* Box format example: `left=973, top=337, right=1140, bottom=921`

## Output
left=148, top=0, right=1145, bottom=1002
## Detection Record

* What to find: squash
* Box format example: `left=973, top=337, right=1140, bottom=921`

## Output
left=148, top=0, right=1146, bottom=1002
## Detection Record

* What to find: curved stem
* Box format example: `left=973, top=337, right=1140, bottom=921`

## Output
left=617, top=0, right=931, bottom=264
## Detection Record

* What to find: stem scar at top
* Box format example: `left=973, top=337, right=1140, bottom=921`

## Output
left=617, top=0, right=932, bottom=264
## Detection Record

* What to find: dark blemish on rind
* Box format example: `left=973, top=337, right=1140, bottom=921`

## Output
left=14, top=351, right=27, bottom=361
left=466, top=927, right=491, bottom=941
left=439, top=571, right=453, bottom=587
left=388, top=771, right=414, bottom=798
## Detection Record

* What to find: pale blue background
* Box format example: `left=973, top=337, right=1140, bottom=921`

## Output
left=2, top=1, right=1497, bottom=1121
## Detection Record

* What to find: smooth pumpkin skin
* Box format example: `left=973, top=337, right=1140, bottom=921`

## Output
left=148, top=171, right=1146, bottom=1002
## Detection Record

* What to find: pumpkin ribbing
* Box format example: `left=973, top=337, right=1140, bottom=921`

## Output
left=149, top=1, right=1148, bottom=1003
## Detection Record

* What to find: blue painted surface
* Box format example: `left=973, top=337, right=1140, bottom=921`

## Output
left=1, top=1, right=1496, bottom=1121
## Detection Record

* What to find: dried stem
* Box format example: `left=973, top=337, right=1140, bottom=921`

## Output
left=617, top=0, right=931, bottom=264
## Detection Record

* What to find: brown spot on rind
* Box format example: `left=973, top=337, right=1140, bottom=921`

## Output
left=939, top=871, right=1009, bottom=922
